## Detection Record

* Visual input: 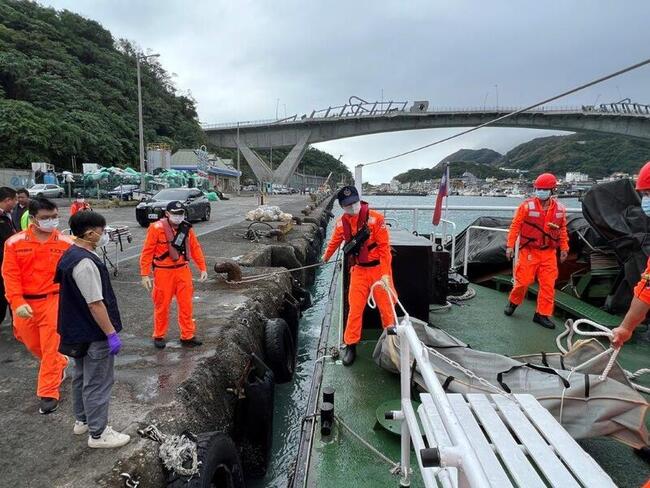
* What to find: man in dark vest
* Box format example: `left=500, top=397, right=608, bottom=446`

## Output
left=55, top=211, right=130, bottom=448
left=0, top=186, right=17, bottom=324
left=322, top=186, right=396, bottom=366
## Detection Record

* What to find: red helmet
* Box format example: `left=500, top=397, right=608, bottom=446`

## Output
left=635, top=161, right=650, bottom=191
left=534, top=173, right=557, bottom=189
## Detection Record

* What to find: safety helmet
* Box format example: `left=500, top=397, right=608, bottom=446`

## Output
left=635, top=161, right=650, bottom=191
left=534, top=173, right=557, bottom=189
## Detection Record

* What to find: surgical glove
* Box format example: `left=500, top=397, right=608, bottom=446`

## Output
left=611, top=326, right=633, bottom=348
left=15, top=304, right=33, bottom=319
left=381, top=274, right=391, bottom=288
left=199, top=271, right=208, bottom=282
left=560, top=250, right=568, bottom=263
left=141, top=275, right=153, bottom=291
left=505, top=248, right=514, bottom=260
left=107, top=332, right=122, bottom=355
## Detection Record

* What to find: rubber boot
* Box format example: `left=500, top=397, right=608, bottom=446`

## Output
left=342, top=344, right=357, bottom=366
left=180, top=337, right=203, bottom=348
left=504, top=302, right=517, bottom=316
left=533, top=313, right=556, bottom=329
left=153, top=338, right=166, bottom=349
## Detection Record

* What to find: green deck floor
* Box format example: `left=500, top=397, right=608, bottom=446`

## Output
left=306, top=284, right=649, bottom=488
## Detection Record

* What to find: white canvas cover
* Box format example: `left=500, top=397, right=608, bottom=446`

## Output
left=373, top=318, right=649, bottom=449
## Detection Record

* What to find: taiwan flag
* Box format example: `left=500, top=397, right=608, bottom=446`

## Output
left=432, top=163, right=449, bottom=225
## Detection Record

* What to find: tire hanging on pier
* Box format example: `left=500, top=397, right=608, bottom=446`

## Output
left=264, top=318, right=295, bottom=383
left=166, top=432, right=245, bottom=488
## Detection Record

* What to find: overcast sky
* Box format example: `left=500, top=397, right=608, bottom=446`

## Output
left=43, top=0, right=650, bottom=183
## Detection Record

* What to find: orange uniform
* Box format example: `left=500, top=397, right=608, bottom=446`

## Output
left=70, top=201, right=91, bottom=215
left=323, top=207, right=395, bottom=345
left=140, top=219, right=207, bottom=340
left=2, top=227, right=73, bottom=399
left=507, top=197, right=569, bottom=316
left=632, top=258, right=650, bottom=305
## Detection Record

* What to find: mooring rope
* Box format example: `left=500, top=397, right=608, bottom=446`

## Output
left=226, top=259, right=340, bottom=284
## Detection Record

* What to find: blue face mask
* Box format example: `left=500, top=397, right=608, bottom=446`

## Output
left=535, top=189, right=551, bottom=200
left=642, top=196, right=650, bottom=217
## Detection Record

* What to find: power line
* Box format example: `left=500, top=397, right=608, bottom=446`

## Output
left=361, top=57, right=650, bottom=168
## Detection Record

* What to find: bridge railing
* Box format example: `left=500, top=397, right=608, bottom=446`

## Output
left=202, top=102, right=650, bottom=130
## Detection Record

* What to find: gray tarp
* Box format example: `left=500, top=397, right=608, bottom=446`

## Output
left=373, top=318, right=649, bottom=449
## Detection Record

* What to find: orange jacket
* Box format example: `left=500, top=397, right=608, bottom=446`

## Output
left=2, top=227, right=73, bottom=309
left=70, top=201, right=91, bottom=215
left=140, top=219, right=207, bottom=276
left=507, top=197, right=569, bottom=252
left=323, top=209, right=392, bottom=275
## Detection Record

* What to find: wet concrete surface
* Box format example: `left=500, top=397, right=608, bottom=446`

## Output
left=0, top=194, right=333, bottom=487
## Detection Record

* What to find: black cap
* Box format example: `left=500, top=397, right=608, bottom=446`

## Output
left=337, top=185, right=360, bottom=207
left=166, top=200, right=185, bottom=213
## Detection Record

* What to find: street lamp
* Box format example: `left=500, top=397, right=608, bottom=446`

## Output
left=137, top=52, right=160, bottom=191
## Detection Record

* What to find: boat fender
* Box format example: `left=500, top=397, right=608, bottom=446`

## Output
left=280, top=297, right=301, bottom=342
left=292, top=285, right=312, bottom=311
left=166, top=432, right=245, bottom=488
left=263, top=318, right=295, bottom=383
left=236, top=357, right=275, bottom=478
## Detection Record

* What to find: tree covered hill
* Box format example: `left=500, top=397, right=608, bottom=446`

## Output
left=394, top=162, right=508, bottom=183
left=0, top=0, right=204, bottom=169
left=440, top=148, right=502, bottom=166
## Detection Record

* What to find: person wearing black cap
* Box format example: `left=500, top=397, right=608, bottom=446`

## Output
left=139, top=201, right=208, bottom=348
left=321, top=185, right=396, bottom=366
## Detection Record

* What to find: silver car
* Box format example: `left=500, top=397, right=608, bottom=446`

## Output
left=28, top=184, right=64, bottom=198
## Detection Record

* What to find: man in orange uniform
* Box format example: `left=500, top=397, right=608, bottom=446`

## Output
left=70, top=192, right=91, bottom=216
left=322, top=186, right=395, bottom=366
left=612, top=161, right=650, bottom=348
left=140, top=201, right=208, bottom=349
left=2, top=198, right=73, bottom=414
left=504, top=173, right=569, bottom=329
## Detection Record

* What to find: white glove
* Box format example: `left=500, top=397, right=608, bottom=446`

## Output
left=199, top=271, right=208, bottom=282
left=505, top=248, right=514, bottom=260
left=15, top=304, right=33, bottom=319
left=381, top=274, right=391, bottom=288
left=141, top=276, right=153, bottom=291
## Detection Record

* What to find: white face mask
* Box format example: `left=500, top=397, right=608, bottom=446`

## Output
left=97, top=232, right=110, bottom=248
left=76, top=198, right=84, bottom=203
left=36, top=217, right=59, bottom=232
left=169, top=214, right=185, bottom=225
left=343, top=202, right=361, bottom=215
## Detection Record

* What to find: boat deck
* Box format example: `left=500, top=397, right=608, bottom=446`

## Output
left=303, top=284, right=649, bottom=488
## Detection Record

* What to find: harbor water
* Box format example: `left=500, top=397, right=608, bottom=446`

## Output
left=254, top=195, right=583, bottom=487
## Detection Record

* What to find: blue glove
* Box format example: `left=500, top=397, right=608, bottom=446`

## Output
left=107, top=332, right=122, bottom=355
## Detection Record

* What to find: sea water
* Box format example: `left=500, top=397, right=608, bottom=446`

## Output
left=251, top=195, right=581, bottom=487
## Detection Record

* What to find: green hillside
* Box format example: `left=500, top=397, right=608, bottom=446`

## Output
left=394, top=161, right=508, bottom=183
left=497, top=133, right=650, bottom=178
left=0, top=0, right=204, bottom=169
left=439, top=148, right=502, bottom=166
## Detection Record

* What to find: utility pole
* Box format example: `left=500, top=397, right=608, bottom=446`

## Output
left=236, top=122, right=241, bottom=195
left=137, top=52, right=160, bottom=191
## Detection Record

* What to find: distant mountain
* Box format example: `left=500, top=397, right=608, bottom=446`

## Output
left=497, top=133, right=650, bottom=178
left=438, top=148, right=502, bottom=167
left=394, top=161, right=508, bottom=184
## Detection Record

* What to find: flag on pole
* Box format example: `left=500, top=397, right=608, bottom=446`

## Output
left=432, top=163, right=449, bottom=225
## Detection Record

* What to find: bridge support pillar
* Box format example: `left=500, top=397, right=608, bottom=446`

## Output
left=272, top=130, right=312, bottom=185
left=236, top=141, right=273, bottom=183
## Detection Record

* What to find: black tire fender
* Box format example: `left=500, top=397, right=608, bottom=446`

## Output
left=292, top=285, right=312, bottom=311
left=167, top=432, right=245, bottom=488
left=280, top=297, right=300, bottom=344
left=263, top=318, right=295, bottom=383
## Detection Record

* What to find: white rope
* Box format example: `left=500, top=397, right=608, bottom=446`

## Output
left=226, top=259, right=339, bottom=284
left=138, top=425, right=201, bottom=477
left=570, top=319, right=621, bottom=380
left=448, top=286, right=476, bottom=302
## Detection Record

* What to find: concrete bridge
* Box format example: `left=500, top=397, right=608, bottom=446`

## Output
left=203, top=99, right=650, bottom=184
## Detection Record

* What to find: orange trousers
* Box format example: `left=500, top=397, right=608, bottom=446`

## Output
left=152, top=265, right=195, bottom=340
left=509, top=247, right=558, bottom=316
left=12, top=295, right=67, bottom=399
left=345, top=265, right=396, bottom=345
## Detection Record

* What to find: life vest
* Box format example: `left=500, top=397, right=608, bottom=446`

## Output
left=519, top=197, right=566, bottom=249
left=341, top=201, right=377, bottom=265
left=154, top=218, right=191, bottom=263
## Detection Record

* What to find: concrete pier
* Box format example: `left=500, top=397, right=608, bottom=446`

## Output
left=0, top=193, right=334, bottom=487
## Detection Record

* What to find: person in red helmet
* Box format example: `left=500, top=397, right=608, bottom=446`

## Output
left=503, top=173, right=569, bottom=329
left=611, top=161, right=650, bottom=347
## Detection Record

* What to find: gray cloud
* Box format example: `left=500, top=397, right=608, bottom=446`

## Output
left=43, top=0, right=650, bottom=182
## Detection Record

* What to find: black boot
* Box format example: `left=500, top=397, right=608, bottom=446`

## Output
left=180, top=337, right=203, bottom=348
left=504, top=302, right=517, bottom=316
left=153, top=338, right=166, bottom=349
left=39, top=397, right=58, bottom=415
left=533, top=313, right=556, bottom=329
left=342, top=344, right=357, bottom=366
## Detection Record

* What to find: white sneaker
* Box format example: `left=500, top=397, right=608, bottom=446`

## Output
left=73, top=420, right=88, bottom=435
left=87, top=426, right=131, bottom=448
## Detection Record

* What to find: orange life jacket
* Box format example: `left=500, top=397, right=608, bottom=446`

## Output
left=519, top=197, right=566, bottom=249
left=341, top=202, right=378, bottom=266
left=155, top=218, right=191, bottom=263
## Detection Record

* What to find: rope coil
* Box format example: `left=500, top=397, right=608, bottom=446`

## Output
left=138, top=425, right=201, bottom=478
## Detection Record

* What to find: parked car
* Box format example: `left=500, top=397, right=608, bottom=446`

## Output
left=108, top=184, right=139, bottom=201
left=28, top=184, right=64, bottom=198
left=135, top=188, right=211, bottom=227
